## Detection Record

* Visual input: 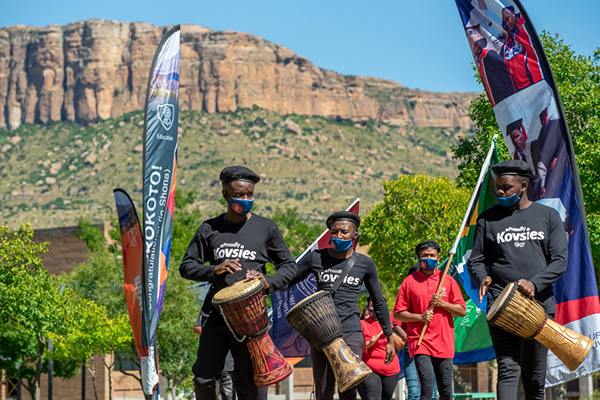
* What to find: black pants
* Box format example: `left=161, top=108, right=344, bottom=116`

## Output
left=413, top=355, right=453, bottom=400
left=311, top=331, right=364, bottom=400
left=357, top=370, right=400, bottom=400
left=489, top=324, right=548, bottom=400
left=193, top=315, right=258, bottom=400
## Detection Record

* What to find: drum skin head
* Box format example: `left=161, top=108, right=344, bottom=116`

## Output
left=291, top=290, right=329, bottom=311
left=213, top=278, right=263, bottom=303
left=487, top=282, right=515, bottom=321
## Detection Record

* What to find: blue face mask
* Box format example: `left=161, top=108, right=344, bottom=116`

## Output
left=420, top=258, right=439, bottom=271
left=229, top=197, right=254, bottom=216
left=330, top=237, right=353, bottom=253
left=368, top=308, right=377, bottom=320
left=496, top=193, right=520, bottom=208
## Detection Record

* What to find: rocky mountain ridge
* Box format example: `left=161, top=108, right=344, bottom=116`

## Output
left=0, top=20, right=478, bottom=130
left=0, top=108, right=463, bottom=229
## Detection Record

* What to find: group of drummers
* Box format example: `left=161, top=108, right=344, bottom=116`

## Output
left=180, top=160, right=575, bottom=400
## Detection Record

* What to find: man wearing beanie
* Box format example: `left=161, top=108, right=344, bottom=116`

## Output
left=180, top=166, right=297, bottom=400
left=468, top=159, right=567, bottom=400
left=393, top=240, right=466, bottom=400
left=286, top=211, right=394, bottom=400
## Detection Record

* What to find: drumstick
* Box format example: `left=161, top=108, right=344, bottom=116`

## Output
left=367, top=330, right=384, bottom=348
left=416, top=252, right=455, bottom=347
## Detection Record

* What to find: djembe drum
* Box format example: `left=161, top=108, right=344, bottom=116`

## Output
left=212, top=279, right=293, bottom=386
left=286, top=291, right=372, bottom=392
left=487, top=282, right=593, bottom=371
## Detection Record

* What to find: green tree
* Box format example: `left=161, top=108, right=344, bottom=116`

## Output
left=452, top=32, right=600, bottom=271
left=64, top=222, right=141, bottom=395
left=156, top=272, right=200, bottom=399
left=157, top=189, right=206, bottom=398
left=51, top=298, right=132, bottom=400
left=271, top=207, right=323, bottom=258
left=0, top=225, right=81, bottom=400
left=68, top=191, right=203, bottom=399
left=361, top=176, right=471, bottom=295
left=0, top=324, right=82, bottom=400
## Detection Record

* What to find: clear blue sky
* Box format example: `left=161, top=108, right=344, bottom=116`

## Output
left=1, top=0, right=598, bottom=93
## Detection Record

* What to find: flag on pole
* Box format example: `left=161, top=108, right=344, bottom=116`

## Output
left=447, top=138, right=499, bottom=364
left=454, top=0, right=600, bottom=385
left=453, top=300, right=495, bottom=364
left=450, top=139, right=499, bottom=313
left=114, top=25, right=181, bottom=397
left=271, top=199, right=360, bottom=358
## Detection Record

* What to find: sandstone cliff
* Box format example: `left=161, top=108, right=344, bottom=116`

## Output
left=0, top=20, right=478, bottom=130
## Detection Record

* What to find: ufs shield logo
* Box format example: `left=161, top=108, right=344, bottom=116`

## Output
left=157, top=104, right=174, bottom=131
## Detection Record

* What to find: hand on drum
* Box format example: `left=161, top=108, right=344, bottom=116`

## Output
left=215, top=259, right=242, bottom=275
left=517, top=279, right=536, bottom=297
left=479, top=276, right=492, bottom=303
left=246, top=269, right=270, bottom=290
left=421, top=309, right=434, bottom=323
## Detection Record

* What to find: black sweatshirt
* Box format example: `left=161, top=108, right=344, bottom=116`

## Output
left=289, top=249, right=393, bottom=337
left=468, top=202, right=568, bottom=313
left=179, top=213, right=297, bottom=318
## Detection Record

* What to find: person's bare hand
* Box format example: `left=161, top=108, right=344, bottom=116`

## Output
left=550, top=158, right=557, bottom=170
left=479, top=276, right=492, bottom=303
left=421, top=309, right=434, bottom=322
left=384, top=341, right=395, bottom=365
left=214, top=259, right=241, bottom=275
left=431, top=294, right=445, bottom=308
left=246, top=269, right=269, bottom=290
left=540, top=186, right=546, bottom=198
left=518, top=279, right=536, bottom=297
left=367, top=332, right=381, bottom=348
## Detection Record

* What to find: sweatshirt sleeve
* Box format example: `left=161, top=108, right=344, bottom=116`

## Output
left=179, top=225, right=216, bottom=282
left=364, top=257, right=393, bottom=337
left=284, top=251, right=316, bottom=289
left=264, top=222, right=298, bottom=294
left=468, top=215, right=489, bottom=288
left=528, top=208, right=568, bottom=293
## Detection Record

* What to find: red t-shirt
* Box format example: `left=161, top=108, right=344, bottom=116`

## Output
left=393, top=269, right=465, bottom=359
left=360, top=317, right=400, bottom=376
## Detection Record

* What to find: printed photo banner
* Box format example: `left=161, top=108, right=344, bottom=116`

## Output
left=454, top=0, right=600, bottom=385
left=141, top=25, right=180, bottom=395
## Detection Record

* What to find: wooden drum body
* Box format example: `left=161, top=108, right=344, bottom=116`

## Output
left=487, top=282, right=593, bottom=371
left=212, top=279, right=293, bottom=386
left=286, top=291, right=372, bottom=392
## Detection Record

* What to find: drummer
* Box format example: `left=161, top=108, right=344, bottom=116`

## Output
left=286, top=211, right=395, bottom=400
left=468, top=159, right=567, bottom=400
left=180, top=166, right=297, bottom=400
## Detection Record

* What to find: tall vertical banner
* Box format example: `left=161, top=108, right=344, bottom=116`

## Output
left=114, top=189, right=145, bottom=360
left=141, top=25, right=180, bottom=395
left=113, top=25, right=180, bottom=397
left=454, top=0, right=600, bottom=385
left=272, top=199, right=360, bottom=358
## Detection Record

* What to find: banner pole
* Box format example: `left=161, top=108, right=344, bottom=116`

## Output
left=417, top=136, right=497, bottom=346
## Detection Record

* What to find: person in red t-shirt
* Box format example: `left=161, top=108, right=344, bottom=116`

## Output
left=358, top=297, right=406, bottom=400
left=393, top=240, right=466, bottom=400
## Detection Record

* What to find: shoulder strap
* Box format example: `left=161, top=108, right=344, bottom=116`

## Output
left=331, top=252, right=359, bottom=295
